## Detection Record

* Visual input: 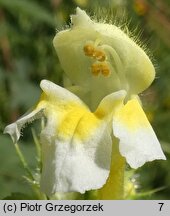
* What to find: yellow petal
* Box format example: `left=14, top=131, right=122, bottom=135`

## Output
left=113, top=98, right=166, bottom=169
left=4, top=79, right=127, bottom=195
left=40, top=83, right=126, bottom=195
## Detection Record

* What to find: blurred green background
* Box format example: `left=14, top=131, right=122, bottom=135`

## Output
left=0, top=0, right=170, bottom=199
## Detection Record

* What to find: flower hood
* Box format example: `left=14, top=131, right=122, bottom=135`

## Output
left=53, top=8, right=155, bottom=109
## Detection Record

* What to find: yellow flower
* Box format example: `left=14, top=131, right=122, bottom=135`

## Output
left=4, top=80, right=166, bottom=196
left=4, top=8, right=166, bottom=199
left=53, top=8, right=155, bottom=109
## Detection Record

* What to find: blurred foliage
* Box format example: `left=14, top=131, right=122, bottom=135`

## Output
left=0, top=0, right=170, bottom=199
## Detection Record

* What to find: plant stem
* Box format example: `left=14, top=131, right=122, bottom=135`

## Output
left=14, top=142, right=34, bottom=181
left=14, top=142, right=47, bottom=199
left=31, top=128, right=41, bottom=167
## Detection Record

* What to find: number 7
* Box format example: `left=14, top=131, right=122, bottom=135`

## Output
left=158, top=203, right=164, bottom=211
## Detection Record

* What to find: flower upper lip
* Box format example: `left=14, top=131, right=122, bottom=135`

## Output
left=53, top=7, right=155, bottom=110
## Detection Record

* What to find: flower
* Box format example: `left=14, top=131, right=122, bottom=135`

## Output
left=4, top=80, right=166, bottom=196
left=53, top=8, right=155, bottom=110
left=4, top=8, right=166, bottom=199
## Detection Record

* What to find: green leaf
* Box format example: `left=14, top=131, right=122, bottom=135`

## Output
left=132, top=187, right=167, bottom=200
left=161, top=141, right=170, bottom=155
left=0, top=0, right=55, bottom=27
left=0, top=135, right=37, bottom=199
left=3, top=192, right=35, bottom=200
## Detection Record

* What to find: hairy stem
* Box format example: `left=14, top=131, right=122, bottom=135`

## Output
left=14, top=143, right=34, bottom=181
